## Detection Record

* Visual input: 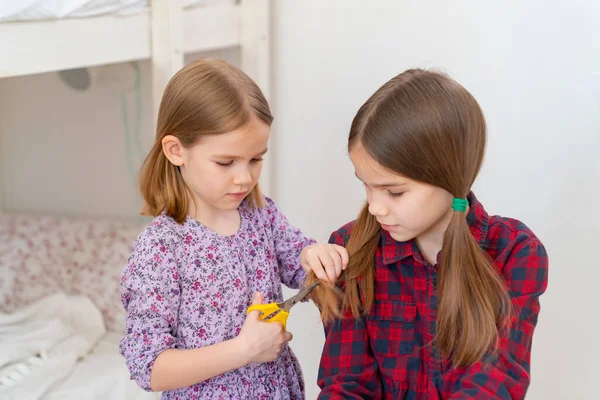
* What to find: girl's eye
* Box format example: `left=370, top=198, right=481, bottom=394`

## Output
left=388, top=191, right=404, bottom=198
left=250, top=158, right=263, bottom=163
left=216, top=161, right=233, bottom=167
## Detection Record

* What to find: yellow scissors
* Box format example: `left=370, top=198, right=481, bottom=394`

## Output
left=246, top=282, right=320, bottom=330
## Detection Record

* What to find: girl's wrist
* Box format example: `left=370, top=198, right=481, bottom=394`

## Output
left=231, top=335, right=252, bottom=365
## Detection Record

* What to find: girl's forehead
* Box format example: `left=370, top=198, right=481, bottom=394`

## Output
left=196, top=118, right=270, bottom=154
left=350, top=145, right=387, bottom=175
left=350, top=144, right=411, bottom=184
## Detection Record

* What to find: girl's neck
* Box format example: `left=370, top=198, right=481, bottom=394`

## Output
left=188, top=197, right=241, bottom=236
left=415, top=208, right=453, bottom=265
left=415, top=205, right=470, bottom=265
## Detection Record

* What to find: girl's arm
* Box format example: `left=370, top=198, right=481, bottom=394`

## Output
left=120, top=224, right=290, bottom=392
left=264, top=196, right=316, bottom=288
left=119, top=224, right=182, bottom=392
left=264, top=196, right=348, bottom=287
left=317, top=230, right=383, bottom=400
left=448, top=236, right=549, bottom=399
left=150, top=340, right=247, bottom=391
left=151, top=292, right=290, bottom=391
left=318, top=316, right=383, bottom=400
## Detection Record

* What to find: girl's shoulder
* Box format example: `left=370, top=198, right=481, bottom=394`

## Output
left=123, top=215, right=186, bottom=279
left=486, top=214, right=546, bottom=254
left=328, top=220, right=356, bottom=246
left=132, top=213, right=186, bottom=252
left=240, top=195, right=280, bottom=225
left=466, top=192, right=545, bottom=253
left=484, top=214, right=548, bottom=288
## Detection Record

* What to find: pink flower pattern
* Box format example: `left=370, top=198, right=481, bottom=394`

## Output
left=119, top=197, right=315, bottom=399
left=0, top=213, right=147, bottom=332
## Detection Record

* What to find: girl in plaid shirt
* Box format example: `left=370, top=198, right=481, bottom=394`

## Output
left=309, top=69, right=548, bottom=399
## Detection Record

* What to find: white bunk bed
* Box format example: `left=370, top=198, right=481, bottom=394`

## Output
left=0, top=1, right=272, bottom=398
left=0, top=0, right=273, bottom=207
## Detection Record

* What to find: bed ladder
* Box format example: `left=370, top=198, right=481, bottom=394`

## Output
left=150, top=0, right=273, bottom=197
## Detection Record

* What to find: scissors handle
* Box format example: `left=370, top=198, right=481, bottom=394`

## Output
left=246, top=303, right=290, bottom=330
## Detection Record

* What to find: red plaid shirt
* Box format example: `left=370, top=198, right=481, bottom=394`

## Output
left=317, top=193, right=548, bottom=399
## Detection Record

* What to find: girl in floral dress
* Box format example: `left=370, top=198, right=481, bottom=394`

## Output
left=119, top=59, right=347, bottom=399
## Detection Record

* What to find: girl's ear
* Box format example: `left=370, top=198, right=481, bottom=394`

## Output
left=162, top=135, right=185, bottom=166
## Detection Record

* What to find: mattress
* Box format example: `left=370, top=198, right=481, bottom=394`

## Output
left=0, top=0, right=236, bottom=22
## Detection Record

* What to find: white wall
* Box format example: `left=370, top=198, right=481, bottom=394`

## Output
left=274, top=1, right=599, bottom=399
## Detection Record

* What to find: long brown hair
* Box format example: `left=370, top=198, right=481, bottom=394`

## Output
left=139, top=59, right=273, bottom=223
left=310, top=69, right=511, bottom=366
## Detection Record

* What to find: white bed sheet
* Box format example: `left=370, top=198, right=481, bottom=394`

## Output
left=0, top=0, right=236, bottom=22
left=0, top=293, right=160, bottom=399
left=42, top=332, right=161, bottom=400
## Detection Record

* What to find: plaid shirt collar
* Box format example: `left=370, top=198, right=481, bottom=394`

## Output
left=381, top=191, right=490, bottom=265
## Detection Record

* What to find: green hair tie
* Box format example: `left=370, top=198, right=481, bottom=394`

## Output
left=452, top=198, right=468, bottom=212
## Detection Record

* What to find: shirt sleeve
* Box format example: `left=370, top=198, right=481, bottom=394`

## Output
left=264, top=197, right=316, bottom=289
left=449, top=236, right=549, bottom=399
left=119, top=223, right=181, bottom=392
left=317, top=230, right=383, bottom=399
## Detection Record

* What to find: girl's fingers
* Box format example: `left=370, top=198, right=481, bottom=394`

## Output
left=334, top=245, right=349, bottom=269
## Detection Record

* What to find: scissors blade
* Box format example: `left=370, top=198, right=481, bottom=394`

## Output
left=280, top=281, right=320, bottom=312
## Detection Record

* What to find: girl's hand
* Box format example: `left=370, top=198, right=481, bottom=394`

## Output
left=300, top=243, right=349, bottom=284
left=237, top=292, right=293, bottom=364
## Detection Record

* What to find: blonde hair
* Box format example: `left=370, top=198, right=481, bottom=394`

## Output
left=310, top=69, right=511, bottom=366
left=139, top=59, right=273, bottom=223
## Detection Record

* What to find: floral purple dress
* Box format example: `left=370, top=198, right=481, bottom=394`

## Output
left=119, top=197, right=315, bottom=399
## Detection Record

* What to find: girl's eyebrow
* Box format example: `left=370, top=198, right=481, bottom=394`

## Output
left=214, top=148, right=268, bottom=159
left=354, top=172, right=408, bottom=188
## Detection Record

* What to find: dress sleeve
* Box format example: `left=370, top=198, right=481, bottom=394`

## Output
left=119, top=223, right=182, bottom=391
left=264, top=197, right=316, bottom=289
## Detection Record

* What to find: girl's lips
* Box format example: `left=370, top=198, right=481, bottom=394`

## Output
left=379, top=223, right=397, bottom=231
left=228, top=192, right=248, bottom=200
